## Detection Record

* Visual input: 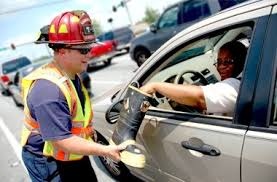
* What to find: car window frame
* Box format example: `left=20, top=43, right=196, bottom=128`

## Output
left=142, top=22, right=256, bottom=124
left=250, top=10, right=277, bottom=132
left=180, top=0, right=212, bottom=24
left=157, top=4, right=180, bottom=29
left=120, top=16, right=269, bottom=129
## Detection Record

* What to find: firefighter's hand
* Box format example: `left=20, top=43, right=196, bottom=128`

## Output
left=104, top=143, right=126, bottom=162
left=91, top=129, right=97, bottom=142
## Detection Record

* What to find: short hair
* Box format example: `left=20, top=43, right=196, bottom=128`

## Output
left=219, top=41, right=247, bottom=77
left=48, top=43, right=66, bottom=52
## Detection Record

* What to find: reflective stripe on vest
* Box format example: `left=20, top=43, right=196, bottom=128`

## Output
left=21, top=62, right=93, bottom=161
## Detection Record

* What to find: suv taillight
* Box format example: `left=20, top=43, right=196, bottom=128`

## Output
left=1, top=75, right=10, bottom=84
left=113, top=40, right=118, bottom=47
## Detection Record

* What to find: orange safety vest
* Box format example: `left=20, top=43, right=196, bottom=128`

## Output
left=20, top=62, right=93, bottom=161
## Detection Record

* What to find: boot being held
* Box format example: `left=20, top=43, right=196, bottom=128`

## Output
left=110, top=85, right=155, bottom=168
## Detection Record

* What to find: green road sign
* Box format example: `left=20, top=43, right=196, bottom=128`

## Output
left=0, top=47, right=8, bottom=51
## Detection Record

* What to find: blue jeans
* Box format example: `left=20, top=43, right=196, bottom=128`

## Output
left=22, top=148, right=98, bottom=182
left=22, top=148, right=60, bottom=182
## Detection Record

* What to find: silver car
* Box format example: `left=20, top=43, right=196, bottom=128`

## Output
left=93, top=0, right=277, bottom=181
left=8, top=61, right=47, bottom=106
left=0, top=56, right=31, bottom=96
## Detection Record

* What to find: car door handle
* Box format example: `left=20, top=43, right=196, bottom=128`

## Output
left=181, top=140, right=221, bottom=156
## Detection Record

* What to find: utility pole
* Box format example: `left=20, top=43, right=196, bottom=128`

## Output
left=123, top=0, right=133, bottom=26
left=112, top=0, right=133, bottom=26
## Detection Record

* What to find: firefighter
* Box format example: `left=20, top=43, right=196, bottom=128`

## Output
left=21, top=10, right=125, bottom=182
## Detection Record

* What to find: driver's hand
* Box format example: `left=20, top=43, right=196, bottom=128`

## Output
left=140, top=83, right=156, bottom=95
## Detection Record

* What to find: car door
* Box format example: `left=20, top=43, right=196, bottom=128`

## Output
left=10, top=71, right=22, bottom=102
left=241, top=7, right=277, bottom=182
left=126, top=5, right=271, bottom=182
left=179, top=0, right=214, bottom=30
left=149, top=4, right=181, bottom=52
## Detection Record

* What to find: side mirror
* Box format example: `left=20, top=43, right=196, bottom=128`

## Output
left=150, top=24, right=157, bottom=33
left=105, top=99, right=123, bottom=124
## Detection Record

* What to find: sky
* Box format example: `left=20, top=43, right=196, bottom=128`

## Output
left=0, top=0, right=176, bottom=61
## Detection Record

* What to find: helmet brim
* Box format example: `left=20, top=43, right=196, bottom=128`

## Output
left=35, top=39, right=100, bottom=45
left=35, top=40, right=101, bottom=49
left=69, top=42, right=100, bottom=48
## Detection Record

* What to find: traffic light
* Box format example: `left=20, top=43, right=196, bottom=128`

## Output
left=112, top=6, right=117, bottom=12
left=10, top=43, right=16, bottom=50
left=108, top=18, right=113, bottom=23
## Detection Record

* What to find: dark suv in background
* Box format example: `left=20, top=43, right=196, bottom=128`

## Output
left=97, top=26, right=135, bottom=53
left=130, top=0, right=247, bottom=66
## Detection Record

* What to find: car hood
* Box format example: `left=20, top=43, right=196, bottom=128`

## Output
left=131, top=30, right=153, bottom=45
left=92, top=83, right=124, bottom=113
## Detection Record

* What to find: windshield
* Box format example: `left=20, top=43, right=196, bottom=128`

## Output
left=97, top=32, right=114, bottom=41
left=2, top=57, right=31, bottom=74
left=167, top=33, right=225, bottom=68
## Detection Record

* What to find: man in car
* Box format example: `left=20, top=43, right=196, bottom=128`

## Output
left=140, top=41, right=247, bottom=116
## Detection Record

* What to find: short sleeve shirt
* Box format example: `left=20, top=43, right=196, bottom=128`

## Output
left=24, top=77, right=85, bottom=154
left=200, top=78, right=240, bottom=116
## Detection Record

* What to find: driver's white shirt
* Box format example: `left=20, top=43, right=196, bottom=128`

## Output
left=200, top=78, right=240, bottom=116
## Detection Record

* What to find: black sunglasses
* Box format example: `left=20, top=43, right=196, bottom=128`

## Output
left=66, top=47, right=91, bottom=55
left=213, top=59, right=234, bottom=66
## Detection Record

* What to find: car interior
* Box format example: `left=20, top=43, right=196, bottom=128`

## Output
left=143, top=25, right=253, bottom=116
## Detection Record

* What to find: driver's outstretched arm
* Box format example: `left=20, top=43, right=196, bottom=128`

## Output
left=140, top=82, right=206, bottom=110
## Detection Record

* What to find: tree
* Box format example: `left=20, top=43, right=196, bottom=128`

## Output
left=142, top=7, right=160, bottom=25
left=92, top=19, right=103, bottom=36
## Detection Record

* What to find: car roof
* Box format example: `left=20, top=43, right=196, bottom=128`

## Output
left=157, top=0, right=276, bottom=52
left=18, top=60, right=48, bottom=74
left=163, top=0, right=186, bottom=9
left=0, top=55, right=28, bottom=63
left=0, top=56, right=32, bottom=75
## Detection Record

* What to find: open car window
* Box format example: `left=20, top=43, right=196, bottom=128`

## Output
left=144, top=25, right=252, bottom=117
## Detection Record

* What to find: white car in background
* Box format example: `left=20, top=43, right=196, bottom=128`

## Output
left=0, top=56, right=31, bottom=96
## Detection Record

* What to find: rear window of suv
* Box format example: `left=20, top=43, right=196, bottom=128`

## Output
left=2, top=57, right=31, bottom=74
left=97, top=32, right=114, bottom=41
left=219, top=0, right=248, bottom=10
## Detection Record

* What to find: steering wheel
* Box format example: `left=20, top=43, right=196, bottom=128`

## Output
left=174, top=70, right=209, bottom=85
left=152, top=92, right=173, bottom=110
left=168, top=70, right=209, bottom=113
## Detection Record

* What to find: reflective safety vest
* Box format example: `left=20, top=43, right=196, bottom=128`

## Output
left=20, top=62, right=93, bottom=161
